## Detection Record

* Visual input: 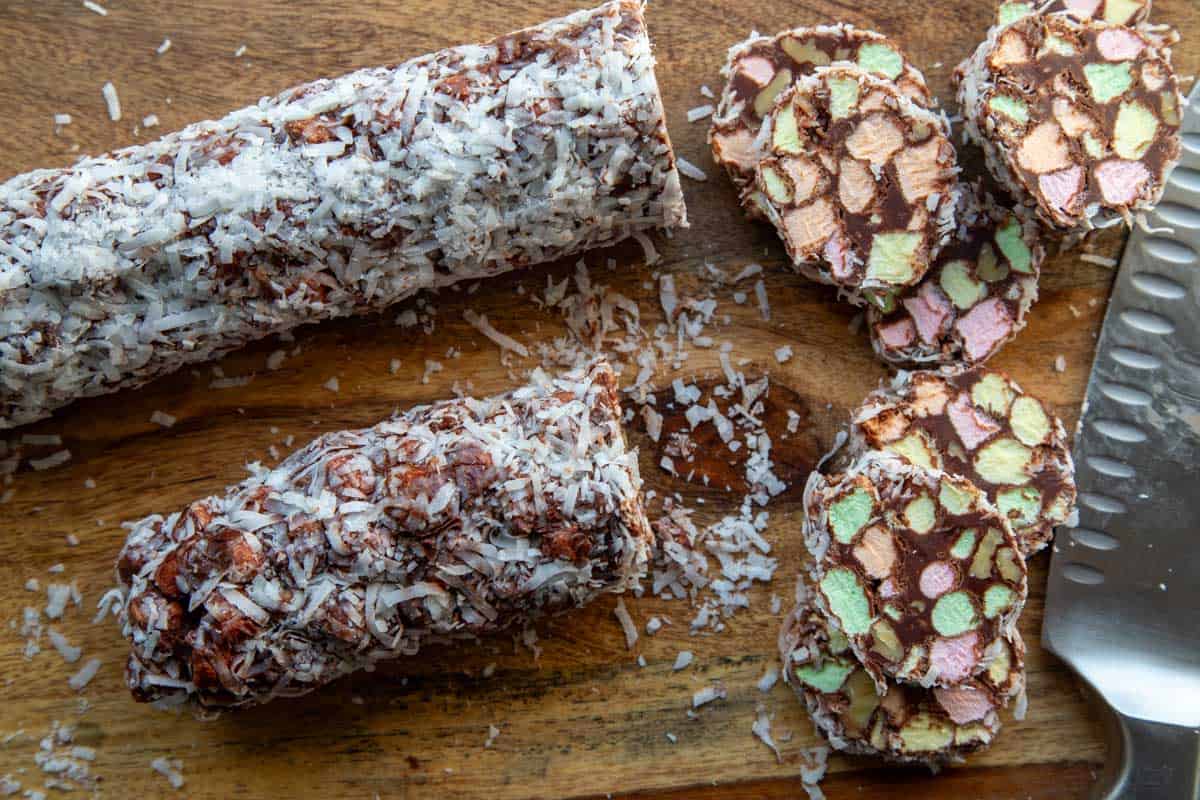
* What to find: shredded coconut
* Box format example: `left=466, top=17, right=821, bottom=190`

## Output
left=30, top=451, right=72, bottom=471
left=464, top=310, right=529, bottom=357
left=101, top=81, right=121, bottom=121
left=82, top=0, right=107, bottom=15
left=1080, top=253, right=1118, bottom=268
left=686, top=104, right=714, bottom=122
left=675, top=157, right=708, bottom=182
left=692, top=683, right=726, bottom=708
left=613, top=598, right=638, bottom=649
left=156, top=38, right=172, bottom=55
left=672, top=651, right=693, bottom=671
left=150, top=411, right=176, bottom=428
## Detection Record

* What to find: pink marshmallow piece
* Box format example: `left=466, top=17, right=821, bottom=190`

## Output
left=825, top=235, right=854, bottom=280
left=1097, top=28, right=1145, bottom=61
left=934, top=684, right=996, bottom=725
left=1039, top=166, right=1084, bottom=215
left=902, top=282, right=953, bottom=345
left=738, top=56, right=776, bottom=88
left=954, top=297, right=1014, bottom=362
left=919, top=560, right=958, bottom=599
left=1095, top=159, right=1151, bottom=205
left=930, top=631, right=981, bottom=684
left=947, top=389, right=1001, bottom=450
left=877, top=316, right=917, bottom=349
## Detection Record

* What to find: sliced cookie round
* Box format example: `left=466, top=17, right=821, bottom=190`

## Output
left=803, top=453, right=1027, bottom=690
left=955, top=13, right=1182, bottom=234
left=869, top=184, right=1043, bottom=367
left=755, top=66, right=959, bottom=307
left=844, top=367, right=1077, bottom=556
left=710, top=25, right=932, bottom=213
left=779, top=580, right=1026, bottom=767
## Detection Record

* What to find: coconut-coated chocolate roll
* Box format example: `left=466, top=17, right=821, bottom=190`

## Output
left=115, top=361, right=653, bottom=709
left=0, top=0, right=686, bottom=429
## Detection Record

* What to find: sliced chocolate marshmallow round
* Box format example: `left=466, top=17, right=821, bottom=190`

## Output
left=779, top=580, right=1026, bottom=767
left=955, top=13, right=1182, bottom=235
left=869, top=184, right=1043, bottom=367
left=843, top=367, right=1077, bottom=556
left=755, top=66, right=959, bottom=307
left=710, top=25, right=932, bottom=216
left=803, top=453, right=1027, bottom=690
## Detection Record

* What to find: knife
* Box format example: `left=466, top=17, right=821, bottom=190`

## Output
left=1042, top=81, right=1200, bottom=800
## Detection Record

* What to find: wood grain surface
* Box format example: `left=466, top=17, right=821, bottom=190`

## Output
left=0, top=1, right=1196, bottom=798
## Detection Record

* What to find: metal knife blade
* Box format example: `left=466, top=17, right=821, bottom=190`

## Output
left=1042, top=82, right=1200, bottom=800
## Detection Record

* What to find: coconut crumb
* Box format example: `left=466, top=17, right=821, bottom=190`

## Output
left=484, top=724, right=501, bottom=748
left=234, top=45, right=247, bottom=58
left=82, top=0, right=107, bottom=15
left=156, top=38, right=172, bottom=55
left=774, top=345, right=793, bottom=364
left=150, top=756, right=184, bottom=789
left=30, top=450, right=71, bottom=471
left=47, top=630, right=81, bottom=664
left=1080, top=253, right=1118, bottom=268
left=142, top=114, right=160, bottom=129
left=150, top=411, right=176, bottom=428
left=463, top=310, right=529, bottom=357
left=752, top=704, right=782, bottom=762
left=83, top=478, right=96, bottom=489
left=686, top=104, right=714, bottom=122
left=755, top=280, right=770, bottom=320
left=692, top=683, right=726, bottom=708
left=613, top=598, right=638, bottom=649
left=68, top=659, right=101, bottom=691
left=645, top=616, right=663, bottom=635
left=101, top=82, right=121, bottom=121
left=665, top=732, right=678, bottom=743
left=421, top=360, right=443, bottom=385
left=672, top=651, right=693, bottom=671
left=676, top=157, right=707, bottom=182
left=54, top=114, right=72, bottom=126
left=757, top=666, right=779, bottom=692
left=699, top=85, right=715, bottom=99
left=322, top=377, right=340, bottom=393
left=1054, top=355, right=1067, bottom=373
left=389, top=359, right=402, bottom=375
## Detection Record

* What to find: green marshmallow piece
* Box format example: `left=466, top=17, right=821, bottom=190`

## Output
left=887, top=431, right=937, bottom=470
left=1083, top=131, right=1106, bottom=159
left=975, top=437, right=1033, bottom=486
left=867, top=232, right=922, bottom=286
left=976, top=242, right=1009, bottom=283
left=1114, top=101, right=1159, bottom=160
left=866, top=289, right=897, bottom=313
left=772, top=102, right=802, bottom=155
left=995, top=217, right=1033, bottom=274
left=971, top=373, right=1014, bottom=416
left=755, top=68, right=794, bottom=119
left=821, top=567, right=872, bottom=635
left=931, top=590, right=978, bottom=636
left=940, top=260, right=987, bottom=310
left=795, top=659, right=855, bottom=693
left=1010, top=395, right=1050, bottom=446
left=900, top=713, right=955, bottom=752
left=997, top=1, right=1033, bottom=26
left=760, top=165, right=792, bottom=204
left=1104, top=0, right=1143, bottom=23
left=939, top=479, right=973, bottom=516
left=989, top=94, right=1029, bottom=124
left=781, top=37, right=832, bottom=67
left=983, top=584, right=1016, bottom=619
left=857, top=43, right=903, bottom=80
left=950, top=528, right=978, bottom=560
left=904, top=494, right=936, bottom=534
left=998, top=486, right=1042, bottom=527
left=1043, top=35, right=1077, bottom=57
left=831, top=487, right=874, bottom=543
left=829, top=76, right=861, bottom=120
left=1084, top=62, right=1133, bottom=104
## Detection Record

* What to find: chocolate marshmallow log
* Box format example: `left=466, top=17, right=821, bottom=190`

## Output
left=116, top=361, right=653, bottom=709
left=842, top=367, right=1076, bottom=555
left=955, top=13, right=1181, bottom=234
left=779, top=581, right=1025, bottom=767
left=709, top=25, right=931, bottom=214
left=755, top=67, right=959, bottom=309
left=869, top=185, right=1043, bottom=367
left=0, top=0, right=686, bottom=430
left=803, top=453, right=1027, bottom=690
left=996, top=0, right=1151, bottom=29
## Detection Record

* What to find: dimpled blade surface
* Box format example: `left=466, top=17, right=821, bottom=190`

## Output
left=1042, top=83, right=1200, bottom=728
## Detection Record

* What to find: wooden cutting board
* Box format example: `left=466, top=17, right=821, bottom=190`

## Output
left=1, top=1, right=1196, bottom=797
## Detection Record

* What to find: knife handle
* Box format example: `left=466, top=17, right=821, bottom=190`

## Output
left=1093, top=708, right=1200, bottom=799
